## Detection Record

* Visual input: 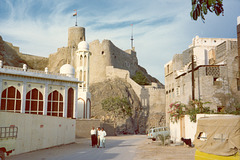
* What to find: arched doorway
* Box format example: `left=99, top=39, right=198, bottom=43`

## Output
left=67, top=88, right=74, bottom=118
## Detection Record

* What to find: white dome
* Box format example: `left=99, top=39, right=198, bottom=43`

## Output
left=60, top=64, right=75, bottom=77
left=78, top=41, right=89, bottom=51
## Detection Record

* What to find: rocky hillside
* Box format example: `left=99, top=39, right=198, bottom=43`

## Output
left=90, top=78, right=147, bottom=134
left=90, top=78, right=166, bottom=135
left=0, top=36, right=28, bottom=67
left=0, top=36, right=48, bottom=70
left=138, top=65, right=164, bottom=88
left=19, top=54, right=48, bottom=71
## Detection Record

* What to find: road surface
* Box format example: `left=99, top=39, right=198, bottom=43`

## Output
left=7, top=135, right=146, bottom=160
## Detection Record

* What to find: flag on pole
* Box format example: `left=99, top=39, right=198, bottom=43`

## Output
left=73, top=9, right=77, bottom=16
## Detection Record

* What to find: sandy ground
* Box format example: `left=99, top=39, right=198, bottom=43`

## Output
left=134, top=138, right=196, bottom=160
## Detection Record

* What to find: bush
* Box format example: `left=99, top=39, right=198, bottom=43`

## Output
left=168, top=102, right=186, bottom=123
left=132, top=71, right=150, bottom=85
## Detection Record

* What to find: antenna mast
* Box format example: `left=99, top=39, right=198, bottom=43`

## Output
left=131, top=24, right=134, bottom=50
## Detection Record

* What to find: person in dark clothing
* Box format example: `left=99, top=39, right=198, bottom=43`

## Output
left=90, top=127, right=96, bottom=148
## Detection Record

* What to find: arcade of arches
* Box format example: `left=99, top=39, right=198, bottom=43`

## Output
left=1, top=86, right=75, bottom=118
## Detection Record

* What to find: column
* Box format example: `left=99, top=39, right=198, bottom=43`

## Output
left=63, top=86, right=68, bottom=117
left=43, top=83, right=48, bottom=115
left=74, top=86, right=78, bottom=118
left=21, top=81, right=27, bottom=113
left=86, top=52, right=89, bottom=92
left=82, top=52, right=85, bottom=91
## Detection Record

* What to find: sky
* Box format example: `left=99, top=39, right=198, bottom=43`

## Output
left=0, top=0, right=239, bottom=84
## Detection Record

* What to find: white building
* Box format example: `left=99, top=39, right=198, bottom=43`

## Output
left=0, top=41, right=92, bottom=119
left=0, top=61, right=80, bottom=118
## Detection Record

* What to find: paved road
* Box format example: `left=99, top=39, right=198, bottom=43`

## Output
left=7, top=135, right=146, bottom=160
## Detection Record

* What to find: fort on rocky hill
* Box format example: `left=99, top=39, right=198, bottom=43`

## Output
left=0, top=26, right=166, bottom=134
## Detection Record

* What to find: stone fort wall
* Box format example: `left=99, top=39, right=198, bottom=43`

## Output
left=106, top=66, right=165, bottom=116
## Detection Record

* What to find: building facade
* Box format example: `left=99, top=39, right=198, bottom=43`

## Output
left=0, top=61, right=82, bottom=118
left=165, top=36, right=239, bottom=127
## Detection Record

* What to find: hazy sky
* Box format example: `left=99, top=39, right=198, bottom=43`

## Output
left=0, top=0, right=239, bottom=84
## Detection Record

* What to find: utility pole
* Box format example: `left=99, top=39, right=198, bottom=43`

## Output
left=192, top=53, right=195, bottom=100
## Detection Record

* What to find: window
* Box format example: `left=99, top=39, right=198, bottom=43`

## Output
left=25, top=88, right=43, bottom=115
left=213, top=77, right=221, bottom=85
left=176, top=86, right=180, bottom=96
left=80, top=55, right=83, bottom=66
left=1, top=86, right=21, bottom=113
left=47, top=90, right=63, bottom=117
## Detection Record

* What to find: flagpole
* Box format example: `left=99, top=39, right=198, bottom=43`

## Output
left=75, top=10, right=77, bottom=26
left=73, top=9, right=77, bottom=26
left=75, top=14, right=77, bottom=26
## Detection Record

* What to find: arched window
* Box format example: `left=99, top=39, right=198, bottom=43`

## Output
left=78, top=97, right=85, bottom=118
left=80, top=55, right=83, bottom=66
left=25, top=88, right=43, bottom=115
left=67, top=88, right=74, bottom=118
left=84, top=55, right=87, bottom=66
left=79, top=70, right=83, bottom=81
left=47, top=90, right=63, bottom=117
left=1, top=86, right=21, bottom=113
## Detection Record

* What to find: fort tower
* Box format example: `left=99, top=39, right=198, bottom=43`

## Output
left=68, top=26, right=85, bottom=49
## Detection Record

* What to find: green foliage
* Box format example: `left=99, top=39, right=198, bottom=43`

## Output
left=132, top=71, right=150, bottom=85
left=101, top=96, right=132, bottom=119
left=168, top=102, right=186, bottom=123
left=225, top=104, right=240, bottom=115
left=186, top=99, right=213, bottom=122
left=169, top=100, right=214, bottom=123
left=190, top=0, right=224, bottom=21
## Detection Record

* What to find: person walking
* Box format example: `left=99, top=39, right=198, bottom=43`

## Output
left=97, top=127, right=101, bottom=148
left=99, top=128, right=107, bottom=148
left=90, top=127, right=96, bottom=148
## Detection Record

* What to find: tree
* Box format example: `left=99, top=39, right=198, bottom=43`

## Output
left=132, top=71, right=150, bottom=85
left=191, top=0, right=224, bottom=21
left=101, top=96, right=132, bottom=134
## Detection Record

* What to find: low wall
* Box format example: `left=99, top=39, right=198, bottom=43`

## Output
left=0, top=112, right=76, bottom=155
left=76, top=119, right=100, bottom=138
left=170, top=114, right=237, bottom=143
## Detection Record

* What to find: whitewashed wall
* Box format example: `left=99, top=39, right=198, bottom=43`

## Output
left=170, top=114, right=236, bottom=143
left=0, top=112, right=76, bottom=155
